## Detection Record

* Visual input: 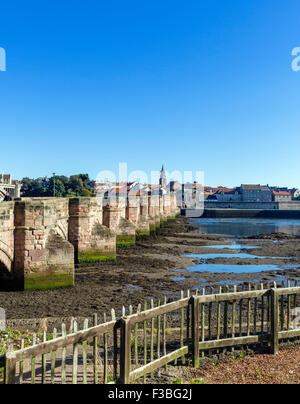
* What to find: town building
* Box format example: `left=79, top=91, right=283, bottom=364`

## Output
left=272, top=190, right=292, bottom=202
left=292, top=189, right=300, bottom=200
left=0, top=174, right=21, bottom=200
left=208, top=187, right=241, bottom=202
left=180, top=182, right=204, bottom=208
left=238, top=184, right=272, bottom=202
left=0, top=174, right=12, bottom=184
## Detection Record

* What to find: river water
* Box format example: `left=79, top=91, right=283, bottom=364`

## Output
left=179, top=218, right=300, bottom=276
left=190, top=218, right=300, bottom=238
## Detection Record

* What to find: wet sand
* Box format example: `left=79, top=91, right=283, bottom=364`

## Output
left=1, top=217, right=300, bottom=323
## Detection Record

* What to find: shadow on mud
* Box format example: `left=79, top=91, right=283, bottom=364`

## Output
left=0, top=265, right=23, bottom=291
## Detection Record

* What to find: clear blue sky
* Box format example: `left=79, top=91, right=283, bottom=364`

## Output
left=0, top=0, right=300, bottom=187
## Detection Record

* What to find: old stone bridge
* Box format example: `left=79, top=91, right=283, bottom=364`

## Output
left=0, top=194, right=179, bottom=291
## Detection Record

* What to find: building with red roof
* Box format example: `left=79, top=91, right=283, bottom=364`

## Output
left=272, top=190, right=292, bottom=202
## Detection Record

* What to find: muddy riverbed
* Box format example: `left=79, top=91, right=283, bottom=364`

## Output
left=1, top=217, right=300, bottom=324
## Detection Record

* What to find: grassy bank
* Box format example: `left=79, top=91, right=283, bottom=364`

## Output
left=0, top=330, right=45, bottom=382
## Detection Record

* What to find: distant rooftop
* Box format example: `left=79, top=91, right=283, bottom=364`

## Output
left=241, top=184, right=261, bottom=190
left=241, top=184, right=271, bottom=191
left=272, top=190, right=291, bottom=196
left=0, top=174, right=12, bottom=185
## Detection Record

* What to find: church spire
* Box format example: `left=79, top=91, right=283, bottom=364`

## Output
left=159, top=164, right=167, bottom=189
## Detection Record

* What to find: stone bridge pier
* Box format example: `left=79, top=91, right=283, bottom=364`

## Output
left=14, top=198, right=74, bottom=291
left=163, top=194, right=172, bottom=219
left=125, top=195, right=150, bottom=236
left=103, top=197, right=136, bottom=246
left=170, top=193, right=180, bottom=217
left=159, top=195, right=165, bottom=223
left=126, top=195, right=140, bottom=227
left=68, top=197, right=116, bottom=263
left=137, top=195, right=150, bottom=235
left=148, top=194, right=161, bottom=231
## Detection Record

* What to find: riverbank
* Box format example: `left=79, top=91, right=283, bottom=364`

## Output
left=151, top=347, right=300, bottom=384
left=197, top=347, right=300, bottom=384
left=1, top=217, right=300, bottom=327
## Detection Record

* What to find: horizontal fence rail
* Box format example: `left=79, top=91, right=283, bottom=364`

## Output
left=2, top=282, right=300, bottom=384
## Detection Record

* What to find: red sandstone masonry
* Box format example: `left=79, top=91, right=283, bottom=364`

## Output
left=0, top=192, right=179, bottom=290
left=13, top=198, right=74, bottom=290
left=0, top=201, right=14, bottom=274
left=126, top=195, right=140, bottom=226
left=170, top=192, right=180, bottom=217
left=125, top=195, right=150, bottom=235
left=68, top=197, right=116, bottom=262
left=163, top=194, right=172, bottom=218
left=103, top=196, right=136, bottom=244
left=148, top=194, right=161, bottom=228
left=159, top=194, right=165, bottom=221
left=136, top=195, right=150, bottom=234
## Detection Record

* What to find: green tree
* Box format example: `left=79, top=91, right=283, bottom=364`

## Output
left=47, top=177, right=66, bottom=197
left=21, top=174, right=95, bottom=198
left=21, top=178, right=47, bottom=197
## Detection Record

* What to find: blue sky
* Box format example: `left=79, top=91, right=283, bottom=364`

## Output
left=0, top=0, right=300, bottom=187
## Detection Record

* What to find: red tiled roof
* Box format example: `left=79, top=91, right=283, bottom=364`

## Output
left=109, top=187, right=128, bottom=194
left=241, top=184, right=261, bottom=190
left=204, top=186, right=235, bottom=193
left=128, top=191, right=146, bottom=196
left=272, top=191, right=291, bottom=196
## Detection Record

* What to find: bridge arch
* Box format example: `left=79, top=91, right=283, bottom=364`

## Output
left=56, top=223, right=68, bottom=240
left=0, top=188, right=6, bottom=198
left=0, top=241, right=13, bottom=273
left=0, top=248, right=14, bottom=291
left=0, top=252, right=12, bottom=279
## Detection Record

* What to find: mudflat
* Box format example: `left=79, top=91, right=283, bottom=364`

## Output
left=1, top=217, right=300, bottom=323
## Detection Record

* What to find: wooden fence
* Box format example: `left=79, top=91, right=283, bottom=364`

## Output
left=1, top=281, right=300, bottom=384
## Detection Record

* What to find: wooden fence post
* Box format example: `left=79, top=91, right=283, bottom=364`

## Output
left=4, top=353, right=17, bottom=384
left=270, top=289, right=279, bottom=355
left=120, top=318, right=131, bottom=384
left=93, top=314, right=98, bottom=385
left=191, top=297, right=200, bottom=368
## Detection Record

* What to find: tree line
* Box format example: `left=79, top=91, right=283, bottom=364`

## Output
left=21, top=174, right=95, bottom=198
